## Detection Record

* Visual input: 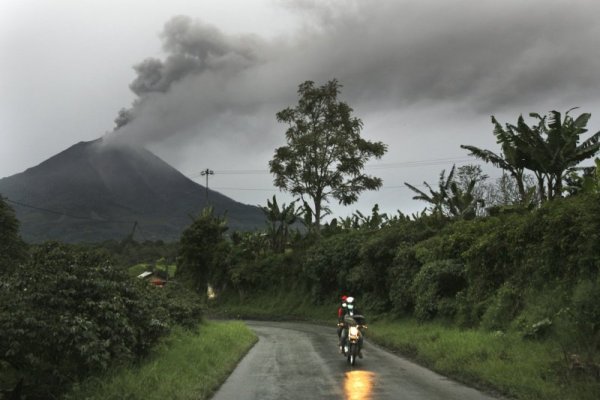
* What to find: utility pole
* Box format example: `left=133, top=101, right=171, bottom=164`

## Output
left=200, top=168, right=214, bottom=205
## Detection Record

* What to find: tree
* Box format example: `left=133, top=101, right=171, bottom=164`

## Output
left=260, top=195, right=302, bottom=252
left=563, top=158, right=600, bottom=195
left=269, top=79, right=387, bottom=230
left=462, top=109, right=600, bottom=203
left=461, top=117, right=532, bottom=204
left=483, top=173, right=537, bottom=210
left=528, top=109, right=600, bottom=199
left=177, top=207, right=229, bottom=295
left=0, top=197, right=26, bottom=273
left=405, top=164, right=486, bottom=219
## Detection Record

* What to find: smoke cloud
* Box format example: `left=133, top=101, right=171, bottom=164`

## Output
left=108, top=0, right=600, bottom=157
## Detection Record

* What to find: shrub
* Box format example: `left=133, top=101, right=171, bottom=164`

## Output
left=388, top=243, right=421, bottom=315
left=411, top=259, right=466, bottom=321
left=177, top=207, right=229, bottom=295
left=302, top=230, right=365, bottom=302
left=480, top=283, right=523, bottom=331
left=0, top=242, right=202, bottom=399
left=555, top=277, right=600, bottom=369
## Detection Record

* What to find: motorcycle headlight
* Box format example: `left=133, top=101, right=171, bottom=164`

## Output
left=349, top=326, right=359, bottom=339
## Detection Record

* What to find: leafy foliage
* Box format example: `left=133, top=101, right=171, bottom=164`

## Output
left=411, top=260, right=467, bottom=321
left=270, top=79, right=387, bottom=229
left=0, top=242, right=203, bottom=399
left=177, top=207, right=230, bottom=295
left=259, top=195, right=302, bottom=252
left=405, top=164, right=487, bottom=219
left=463, top=109, right=600, bottom=203
left=0, top=197, right=27, bottom=273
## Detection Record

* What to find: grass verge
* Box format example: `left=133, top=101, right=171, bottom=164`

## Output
left=208, top=289, right=334, bottom=322
left=63, top=321, right=257, bottom=400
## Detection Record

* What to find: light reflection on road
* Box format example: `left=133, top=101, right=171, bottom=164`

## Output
left=344, top=370, right=375, bottom=400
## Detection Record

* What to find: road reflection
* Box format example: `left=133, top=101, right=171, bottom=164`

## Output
left=344, top=370, right=375, bottom=400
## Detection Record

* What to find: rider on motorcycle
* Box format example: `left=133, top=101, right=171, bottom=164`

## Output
left=339, top=296, right=364, bottom=357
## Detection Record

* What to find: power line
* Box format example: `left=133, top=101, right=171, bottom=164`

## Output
left=186, top=156, right=475, bottom=177
left=5, top=198, right=168, bottom=242
left=207, top=184, right=427, bottom=192
left=4, top=198, right=135, bottom=224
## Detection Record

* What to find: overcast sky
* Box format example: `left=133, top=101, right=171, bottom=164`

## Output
left=2, top=0, right=600, bottom=219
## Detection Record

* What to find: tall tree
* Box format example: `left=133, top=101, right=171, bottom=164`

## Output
left=269, top=79, right=387, bottom=230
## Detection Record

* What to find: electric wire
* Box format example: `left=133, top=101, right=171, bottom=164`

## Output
left=187, top=156, right=474, bottom=177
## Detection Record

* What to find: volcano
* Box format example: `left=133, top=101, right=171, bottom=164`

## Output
left=0, top=139, right=265, bottom=242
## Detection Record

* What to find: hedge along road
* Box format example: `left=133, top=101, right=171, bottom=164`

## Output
left=211, top=321, right=502, bottom=400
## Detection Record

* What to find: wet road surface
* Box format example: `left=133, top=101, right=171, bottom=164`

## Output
left=211, top=320, right=501, bottom=400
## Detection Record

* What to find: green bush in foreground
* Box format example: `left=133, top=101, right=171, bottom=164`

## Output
left=0, top=242, right=203, bottom=399
left=64, top=321, right=257, bottom=400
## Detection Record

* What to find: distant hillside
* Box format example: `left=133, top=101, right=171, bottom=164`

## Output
left=0, top=139, right=265, bottom=242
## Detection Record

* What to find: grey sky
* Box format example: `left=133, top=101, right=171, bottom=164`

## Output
left=2, top=0, right=600, bottom=219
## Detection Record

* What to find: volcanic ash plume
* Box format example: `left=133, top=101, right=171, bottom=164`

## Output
left=108, top=15, right=266, bottom=141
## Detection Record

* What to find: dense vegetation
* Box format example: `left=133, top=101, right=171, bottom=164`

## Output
left=0, top=199, right=202, bottom=399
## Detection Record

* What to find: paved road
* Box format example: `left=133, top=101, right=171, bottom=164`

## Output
left=211, top=320, right=501, bottom=400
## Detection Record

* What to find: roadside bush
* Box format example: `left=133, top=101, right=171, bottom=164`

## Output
left=462, top=215, right=526, bottom=300
left=0, top=242, right=202, bottom=399
left=554, top=277, right=600, bottom=372
left=228, top=250, right=301, bottom=298
left=511, top=284, right=570, bottom=339
left=355, top=224, right=412, bottom=310
left=389, top=243, right=421, bottom=315
left=411, top=259, right=466, bottom=321
left=302, top=230, right=365, bottom=302
left=480, top=283, right=523, bottom=331
left=152, top=282, right=204, bottom=330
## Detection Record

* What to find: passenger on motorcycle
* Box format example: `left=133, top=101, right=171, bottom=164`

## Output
left=339, top=296, right=365, bottom=357
left=337, top=295, right=348, bottom=346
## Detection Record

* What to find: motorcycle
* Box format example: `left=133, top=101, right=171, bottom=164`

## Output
left=340, top=314, right=367, bottom=366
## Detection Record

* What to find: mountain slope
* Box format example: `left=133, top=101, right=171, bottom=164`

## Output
left=0, top=139, right=265, bottom=242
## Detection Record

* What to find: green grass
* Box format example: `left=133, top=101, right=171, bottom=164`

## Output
left=208, top=288, right=335, bottom=322
left=368, top=318, right=599, bottom=400
left=63, top=321, right=257, bottom=400
left=155, top=263, right=177, bottom=278
left=128, top=263, right=150, bottom=277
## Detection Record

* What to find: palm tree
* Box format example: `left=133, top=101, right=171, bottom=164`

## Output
left=260, top=195, right=301, bottom=252
left=528, top=109, right=600, bottom=199
left=404, top=166, right=455, bottom=216
left=461, top=116, right=532, bottom=203
left=405, top=165, right=485, bottom=219
left=462, top=109, right=600, bottom=202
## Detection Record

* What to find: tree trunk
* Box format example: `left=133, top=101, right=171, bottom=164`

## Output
left=514, top=169, right=527, bottom=204
left=536, top=172, right=546, bottom=203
